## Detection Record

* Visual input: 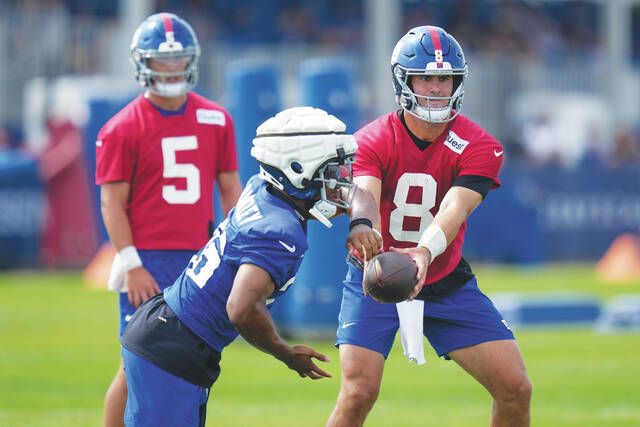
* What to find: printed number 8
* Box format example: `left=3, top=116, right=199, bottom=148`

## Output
left=389, top=173, right=437, bottom=243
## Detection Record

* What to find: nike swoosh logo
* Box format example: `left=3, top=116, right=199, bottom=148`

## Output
left=494, top=149, right=504, bottom=157
left=342, top=322, right=357, bottom=329
left=278, top=240, right=296, bottom=253
left=124, top=314, right=133, bottom=322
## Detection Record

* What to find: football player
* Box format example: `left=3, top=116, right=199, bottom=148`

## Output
left=120, top=107, right=382, bottom=427
left=96, top=13, right=242, bottom=427
left=327, top=26, right=532, bottom=427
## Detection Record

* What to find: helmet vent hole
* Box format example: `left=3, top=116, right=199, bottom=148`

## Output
left=291, top=162, right=303, bottom=174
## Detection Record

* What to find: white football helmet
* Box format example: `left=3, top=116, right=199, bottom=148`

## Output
left=251, top=107, right=357, bottom=228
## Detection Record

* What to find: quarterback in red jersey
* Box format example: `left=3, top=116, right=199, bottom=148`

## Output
left=328, top=26, right=531, bottom=427
left=96, top=90, right=237, bottom=250
left=354, top=112, right=503, bottom=284
left=96, top=13, right=241, bottom=427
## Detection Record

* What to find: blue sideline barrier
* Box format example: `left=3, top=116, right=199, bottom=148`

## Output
left=0, top=150, right=44, bottom=268
left=225, top=61, right=282, bottom=186
left=465, top=162, right=640, bottom=263
left=284, top=59, right=362, bottom=334
left=225, top=61, right=285, bottom=324
left=492, top=293, right=602, bottom=329
left=299, top=58, right=361, bottom=132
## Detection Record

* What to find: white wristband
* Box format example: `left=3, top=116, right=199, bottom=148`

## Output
left=417, top=224, right=447, bottom=263
left=119, top=246, right=143, bottom=272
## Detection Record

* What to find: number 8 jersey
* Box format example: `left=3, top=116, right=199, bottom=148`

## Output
left=353, top=111, right=504, bottom=285
left=96, top=93, right=238, bottom=250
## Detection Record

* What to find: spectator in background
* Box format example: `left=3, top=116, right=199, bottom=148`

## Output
left=611, top=128, right=640, bottom=167
left=39, top=117, right=99, bottom=267
left=95, top=13, right=241, bottom=427
left=512, top=91, right=613, bottom=169
left=0, top=126, right=11, bottom=152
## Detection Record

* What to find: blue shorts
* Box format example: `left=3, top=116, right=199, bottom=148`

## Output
left=118, top=250, right=195, bottom=336
left=336, top=261, right=514, bottom=359
left=122, top=348, right=209, bottom=427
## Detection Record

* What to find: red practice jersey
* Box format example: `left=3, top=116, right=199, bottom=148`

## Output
left=96, top=92, right=238, bottom=250
left=354, top=112, right=503, bottom=284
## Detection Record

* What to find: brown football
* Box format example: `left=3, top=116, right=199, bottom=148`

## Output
left=364, top=252, right=418, bottom=303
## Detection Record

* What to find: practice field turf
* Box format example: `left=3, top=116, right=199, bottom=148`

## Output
left=1, top=266, right=639, bottom=427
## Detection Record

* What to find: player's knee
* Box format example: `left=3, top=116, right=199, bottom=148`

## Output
left=341, top=381, right=379, bottom=409
left=498, top=373, right=532, bottom=408
left=517, top=375, right=533, bottom=405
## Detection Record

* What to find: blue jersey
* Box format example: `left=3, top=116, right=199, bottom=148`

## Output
left=163, top=175, right=308, bottom=351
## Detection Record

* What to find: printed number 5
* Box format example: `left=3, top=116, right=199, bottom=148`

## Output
left=389, top=173, right=437, bottom=243
left=161, top=136, right=200, bottom=204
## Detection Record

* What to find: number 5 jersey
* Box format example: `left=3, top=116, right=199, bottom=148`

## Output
left=95, top=92, right=238, bottom=250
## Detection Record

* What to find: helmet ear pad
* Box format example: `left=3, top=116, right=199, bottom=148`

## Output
left=258, top=163, right=320, bottom=201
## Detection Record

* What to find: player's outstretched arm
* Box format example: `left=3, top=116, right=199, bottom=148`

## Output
left=394, top=186, right=483, bottom=298
left=346, top=176, right=383, bottom=260
left=226, top=264, right=331, bottom=379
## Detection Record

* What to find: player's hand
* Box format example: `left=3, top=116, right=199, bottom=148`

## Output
left=282, top=345, right=332, bottom=380
left=389, top=246, right=431, bottom=300
left=125, top=267, right=161, bottom=308
left=346, top=225, right=383, bottom=261
left=348, top=225, right=382, bottom=297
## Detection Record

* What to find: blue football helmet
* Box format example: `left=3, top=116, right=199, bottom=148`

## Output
left=251, top=107, right=357, bottom=228
left=391, top=26, right=468, bottom=123
left=130, top=13, right=200, bottom=97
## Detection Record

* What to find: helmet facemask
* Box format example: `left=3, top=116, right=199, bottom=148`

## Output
left=307, top=155, right=356, bottom=227
left=258, top=151, right=356, bottom=228
left=393, top=65, right=467, bottom=123
left=133, top=50, right=199, bottom=98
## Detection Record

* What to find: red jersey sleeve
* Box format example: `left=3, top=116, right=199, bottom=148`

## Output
left=458, top=135, right=504, bottom=189
left=95, top=126, right=135, bottom=185
left=353, top=121, right=390, bottom=180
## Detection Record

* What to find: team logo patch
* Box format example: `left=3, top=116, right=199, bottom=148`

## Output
left=196, top=109, right=225, bottom=126
left=444, top=130, right=469, bottom=154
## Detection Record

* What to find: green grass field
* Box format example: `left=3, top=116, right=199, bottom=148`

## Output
left=1, top=266, right=639, bottom=427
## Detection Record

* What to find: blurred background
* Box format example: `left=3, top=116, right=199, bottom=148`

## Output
left=1, top=1, right=640, bottom=426
left=2, top=0, right=640, bottom=326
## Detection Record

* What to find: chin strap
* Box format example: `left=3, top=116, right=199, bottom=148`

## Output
left=308, top=200, right=337, bottom=228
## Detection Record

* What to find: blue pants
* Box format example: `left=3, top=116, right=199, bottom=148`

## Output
left=336, top=261, right=514, bottom=358
left=118, top=250, right=195, bottom=336
left=122, top=348, right=209, bottom=427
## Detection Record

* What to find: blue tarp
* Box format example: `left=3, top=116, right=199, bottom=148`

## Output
left=0, top=150, right=44, bottom=268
